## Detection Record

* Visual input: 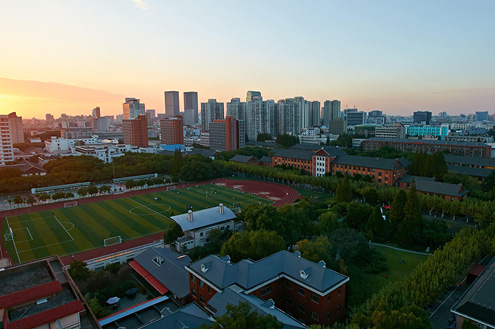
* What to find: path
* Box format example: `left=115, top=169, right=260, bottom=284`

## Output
left=372, top=243, right=430, bottom=256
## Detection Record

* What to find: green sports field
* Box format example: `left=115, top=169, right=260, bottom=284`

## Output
left=1, top=184, right=269, bottom=264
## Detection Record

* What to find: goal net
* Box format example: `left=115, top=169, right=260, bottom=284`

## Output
left=167, top=186, right=177, bottom=191
left=4, top=227, right=13, bottom=241
left=104, top=236, right=122, bottom=247
left=64, top=201, right=78, bottom=208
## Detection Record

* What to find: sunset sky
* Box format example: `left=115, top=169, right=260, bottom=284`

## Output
left=0, top=0, right=494, bottom=119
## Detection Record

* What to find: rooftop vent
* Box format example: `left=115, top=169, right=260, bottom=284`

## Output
left=299, top=269, right=309, bottom=280
left=188, top=210, right=193, bottom=221
left=317, top=260, right=326, bottom=268
left=294, top=251, right=301, bottom=257
left=201, top=264, right=209, bottom=273
left=219, top=203, right=224, bottom=214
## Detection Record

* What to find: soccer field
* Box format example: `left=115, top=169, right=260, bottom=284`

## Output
left=1, top=184, right=269, bottom=264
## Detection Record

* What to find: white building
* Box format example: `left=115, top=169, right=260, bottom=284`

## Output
left=0, top=115, right=14, bottom=165
left=45, top=136, right=100, bottom=153
left=172, top=204, right=241, bottom=251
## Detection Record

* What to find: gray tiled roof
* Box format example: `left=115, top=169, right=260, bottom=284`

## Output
left=400, top=175, right=469, bottom=197
left=187, top=250, right=348, bottom=294
left=208, top=287, right=307, bottom=329
left=445, top=155, right=495, bottom=167
left=272, top=149, right=314, bottom=160
left=229, top=154, right=257, bottom=163
left=259, top=156, right=273, bottom=163
left=141, top=303, right=213, bottom=329
left=452, top=258, right=495, bottom=327
left=365, top=138, right=489, bottom=147
left=171, top=206, right=237, bottom=232
left=447, top=165, right=495, bottom=178
left=188, top=149, right=218, bottom=157
left=246, top=141, right=281, bottom=148
left=399, top=175, right=435, bottom=183
left=332, top=155, right=410, bottom=170
left=133, top=247, right=191, bottom=298
left=291, top=144, right=346, bottom=156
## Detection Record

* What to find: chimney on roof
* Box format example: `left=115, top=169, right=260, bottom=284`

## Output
left=188, top=210, right=193, bottom=221
left=317, top=260, right=326, bottom=268
left=219, top=203, right=224, bottom=214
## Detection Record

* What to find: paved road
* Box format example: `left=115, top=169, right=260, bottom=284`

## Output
left=371, top=243, right=430, bottom=256
left=428, top=280, right=467, bottom=329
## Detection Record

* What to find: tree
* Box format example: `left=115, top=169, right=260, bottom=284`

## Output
left=88, top=185, right=98, bottom=195
left=38, top=193, right=51, bottom=202
left=316, top=211, right=342, bottom=236
left=13, top=195, right=24, bottom=205
left=99, top=185, right=111, bottom=194
left=163, top=222, right=184, bottom=244
left=200, top=302, right=283, bottom=329
left=256, top=132, right=272, bottom=141
left=179, top=156, right=213, bottom=181
left=462, top=320, right=480, bottom=329
left=26, top=195, right=36, bottom=206
left=397, top=183, right=423, bottom=247
left=335, top=175, right=352, bottom=202
left=171, top=148, right=184, bottom=176
left=66, top=192, right=74, bottom=198
left=125, top=180, right=136, bottom=189
left=296, top=236, right=337, bottom=270
left=482, top=171, right=495, bottom=192
left=366, top=206, right=386, bottom=239
left=389, top=190, right=407, bottom=231
left=84, top=293, right=110, bottom=319
left=275, top=134, right=299, bottom=148
left=51, top=192, right=66, bottom=200
left=68, top=260, right=90, bottom=282
left=77, top=187, right=88, bottom=196
left=220, top=230, right=286, bottom=263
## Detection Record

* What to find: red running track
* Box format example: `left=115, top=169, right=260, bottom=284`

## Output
left=0, top=179, right=300, bottom=266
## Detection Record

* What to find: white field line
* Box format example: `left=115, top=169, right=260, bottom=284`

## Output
left=128, top=198, right=171, bottom=220
left=17, top=239, right=74, bottom=253
left=5, top=217, right=21, bottom=263
left=54, top=215, right=75, bottom=241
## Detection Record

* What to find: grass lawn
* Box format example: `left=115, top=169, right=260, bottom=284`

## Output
left=368, top=245, right=429, bottom=294
left=1, top=184, right=269, bottom=264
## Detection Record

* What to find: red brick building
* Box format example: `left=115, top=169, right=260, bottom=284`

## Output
left=123, top=115, right=148, bottom=147
left=185, top=251, right=349, bottom=327
left=160, top=116, right=184, bottom=145
left=398, top=175, right=469, bottom=201
left=209, top=116, right=245, bottom=151
left=362, top=138, right=491, bottom=158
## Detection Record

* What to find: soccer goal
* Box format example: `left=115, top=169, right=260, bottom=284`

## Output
left=167, top=186, right=177, bottom=191
left=3, top=227, right=13, bottom=241
left=104, top=236, right=122, bottom=247
left=64, top=201, right=78, bottom=208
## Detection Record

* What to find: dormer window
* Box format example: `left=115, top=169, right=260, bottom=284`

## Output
left=201, top=264, right=209, bottom=273
left=299, top=270, right=309, bottom=280
left=153, top=256, right=165, bottom=266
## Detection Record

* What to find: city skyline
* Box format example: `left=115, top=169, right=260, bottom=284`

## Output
left=0, top=1, right=494, bottom=118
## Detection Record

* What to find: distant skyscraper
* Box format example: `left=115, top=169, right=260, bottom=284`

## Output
left=309, top=101, right=321, bottom=127
left=45, top=113, right=54, bottom=122
left=322, top=100, right=341, bottom=126
left=226, top=98, right=247, bottom=123
left=201, top=99, right=224, bottom=131
left=160, top=116, right=184, bottom=145
left=413, top=111, right=432, bottom=125
left=183, top=109, right=195, bottom=126
left=184, top=91, right=198, bottom=123
left=164, top=91, right=180, bottom=117
left=246, top=99, right=275, bottom=140
left=294, top=97, right=311, bottom=129
left=279, top=98, right=301, bottom=136
left=123, top=98, right=145, bottom=120
left=8, top=112, right=24, bottom=144
left=92, top=107, right=101, bottom=118
left=476, top=111, right=489, bottom=122
left=246, top=91, right=262, bottom=102
left=209, top=116, right=245, bottom=151
left=346, top=111, right=367, bottom=126
left=123, top=115, right=148, bottom=147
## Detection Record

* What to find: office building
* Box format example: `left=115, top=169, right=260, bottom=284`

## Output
left=346, top=111, right=367, bottom=126
left=160, top=116, right=184, bottom=145
left=183, top=109, right=196, bottom=126
left=309, top=101, right=321, bottom=127
left=413, top=111, right=432, bottom=125
left=322, top=100, right=341, bottom=126
left=209, top=116, right=245, bottom=152
left=123, top=115, right=148, bottom=147
left=164, top=91, right=180, bottom=117
left=476, top=111, right=489, bottom=122
left=246, top=90, right=262, bottom=102
left=201, top=99, right=224, bottom=131
left=7, top=112, right=24, bottom=144
left=328, top=119, right=347, bottom=135
left=184, top=91, right=198, bottom=123
left=123, top=98, right=145, bottom=120
left=0, top=115, right=14, bottom=165
left=92, top=107, right=101, bottom=118
left=226, top=98, right=247, bottom=123
left=375, top=123, right=406, bottom=139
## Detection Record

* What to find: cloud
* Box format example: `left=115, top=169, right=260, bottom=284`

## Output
left=132, top=0, right=148, bottom=10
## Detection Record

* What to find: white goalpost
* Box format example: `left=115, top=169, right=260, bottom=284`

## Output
left=167, top=186, right=177, bottom=191
left=104, top=236, right=122, bottom=247
left=64, top=201, right=78, bottom=208
left=3, top=227, right=13, bottom=241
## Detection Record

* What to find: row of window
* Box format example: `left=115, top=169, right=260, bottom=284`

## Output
left=286, top=299, right=341, bottom=321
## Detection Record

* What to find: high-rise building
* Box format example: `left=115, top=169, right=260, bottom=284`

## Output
left=183, top=109, right=196, bottom=126
left=7, top=112, right=24, bottom=144
left=322, top=100, right=341, bottom=126
left=123, top=98, right=145, bottom=120
left=278, top=98, right=301, bottom=136
left=226, top=98, right=247, bottom=123
left=309, top=101, right=321, bottom=127
left=328, top=119, right=348, bottom=135
left=160, top=116, right=184, bottom=145
left=346, top=111, right=367, bottom=126
left=294, top=97, right=311, bottom=129
left=164, top=91, right=180, bottom=117
left=0, top=115, right=14, bottom=164
left=145, top=109, right=156, bottom=125
left=476, top=111, right=489, bottom=122
left=123, top=115, right=148, bottom=147
left=200, top=99, right=224, bottom=131
left=184, top=91, right=198, bottom=123
left=209, top=116, right=245, bottom=151
left=246, top=91, right=262, bottom=102
left=45, top=113, right=54, bottom=122
left=413, top=111, right=432, bottom=125
left=246, top=99, right=275, bottom=140
left=92, top=107, right=101, bottom=118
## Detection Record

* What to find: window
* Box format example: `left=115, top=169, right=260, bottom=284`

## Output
left=190, top=274, right=195, bottom=282
left=191, top=289, right=196, bottom=297
left=338, top=303, right=341, bottom=311
left=327, top=294, right=331, bottom=302
left=199, top=280, right=204, bottom=288
left=338, top=287, right=341, bottom=296
left=297, top=287, right=305, bottom=296
left=327, top=311, right=331, bottom=320
left=284, top=281, right=292, bottom=289
left=208, top=286, right=211, bottom=294
left=200, top=232, right=203, bottom=236
left=311, top=293, right=319, bottom=303
left=261, top=285, right=272, bottom=296
left=297, top=303, right=305, bottom=313
left=152, top=256, right=165, bottom=266
left=286, top=298, right=293, bottom=305
left=311, top=311, right=319, bottom=321
left=200, top=295, right=205, bottom=304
